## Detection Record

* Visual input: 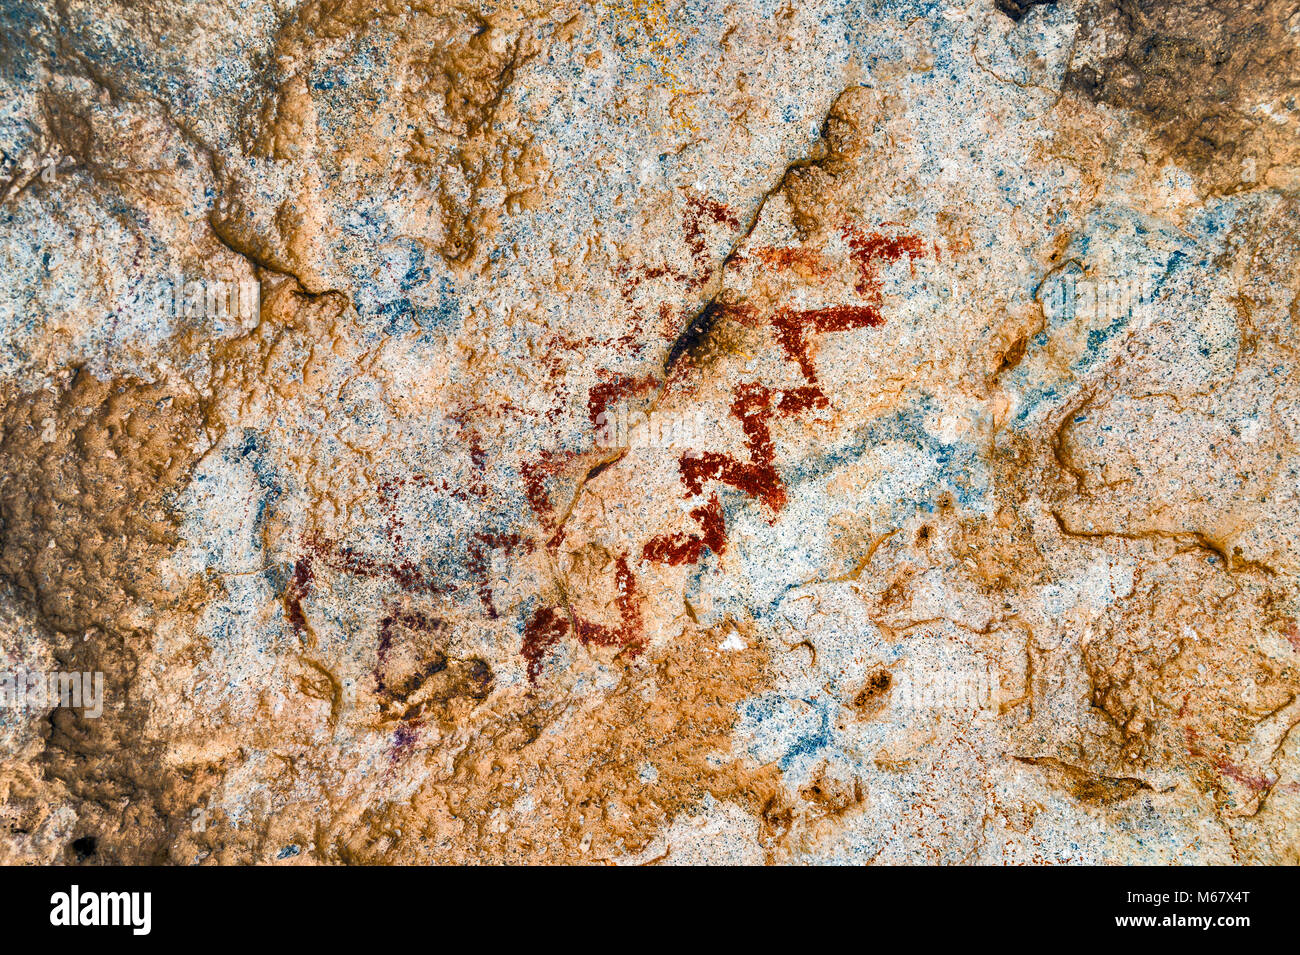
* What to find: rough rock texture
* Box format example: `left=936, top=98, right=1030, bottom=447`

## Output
left=0, top=0, right=1297, bottom=864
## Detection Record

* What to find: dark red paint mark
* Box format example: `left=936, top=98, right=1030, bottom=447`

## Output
left=520, top=557, right=646, bottom=683
left=572, top=555, right=645, bottom=654
left=771, top=304, right=885, bottom=382
left=678, top=382, right=827, bottom=513
left=285, top=554, right=314, bottom=639
left=521, top=605, right=571, bottom=683
left=519, top=220, right=929, bottom=686
left=645, top=224, right=927, bottom=568
left=520, top=456, right=556, bottom=518
left=776, top=384, right=831, bottom=415
left=641, top=493, right=726, bottom=565
left=764, top=227, right=929, bottom=383
left=643, top=384, right=826, bottom=564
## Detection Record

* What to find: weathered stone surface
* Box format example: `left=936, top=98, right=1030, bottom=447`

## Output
left=0, top=0, right=1297, bottom=864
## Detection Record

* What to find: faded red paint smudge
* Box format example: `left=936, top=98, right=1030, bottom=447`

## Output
left=1283, top=620, right=1300, bottom=654
left=1188, top=728, right=1279, bottom=795
left=444, top=416, right=490, bottom=504
left=750, top=245, right=836, bottom=276
left=771, top=304, right=885, bottom=381
left=282, top=506, right=450, bottom=636
left=324, top=543, right=445, bottom=593
left=390, top=724, right=419, bottom=764
left=466, top=531, right=527, bottom=619
left=520, top=449, right=573, bottom=521
left=375, top=608, right=442, bottom=695
left=520, top=449, right=585, bottom=548
left=684, top=194, right=741, bottom=269
left=620, top=193, right=738, bottom=342
left=1217, top=757, right=1277, bottom=793
left=621, top=262, right=694, bottom=305
left=587, top=372, right=661, bottom=425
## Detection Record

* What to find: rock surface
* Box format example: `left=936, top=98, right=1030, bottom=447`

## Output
left=0, top=0, right=1298, bottom=864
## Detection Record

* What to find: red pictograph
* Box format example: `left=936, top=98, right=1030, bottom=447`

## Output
left=641, top=222, right=929, bottom=566
left=515, top=206, right=931, bottom=683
